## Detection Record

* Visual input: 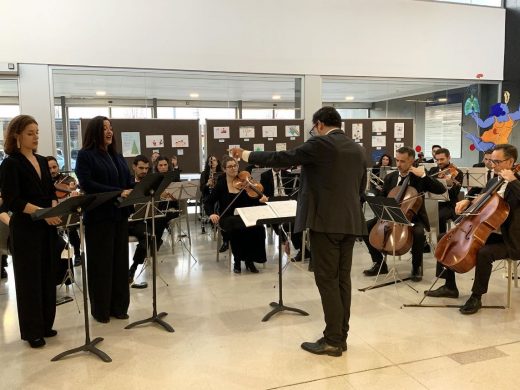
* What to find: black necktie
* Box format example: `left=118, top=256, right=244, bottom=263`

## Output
left=487, top=170, right=492, bottom=181
left=397, top=176, right=406, bottom=186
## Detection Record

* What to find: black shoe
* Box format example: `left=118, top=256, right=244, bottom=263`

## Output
left=410, top=266, right=422, bottom=282
left=424, top=285, right=459, bottom=298
left=318, top=337, right=347, bottom=352
left=44, top=329, right=58, bottom=337
left=219, top=241, right=229, bottom=253
left=1, top=267, right=7, bottom=279
left=363, top=262, right=388, bottom=276
left=245, top=262, right=259, bottom=273
left=112, top=313, right=129, bottom=320
left=28, top=338, right=46, bottom=348
left=128, top=263, right=138, bottom=284
left=423, top=243, right=431, bottom=253
left=73, top=255, right=81, bottom=267
left=291, top=251, right=302, bottom=262
left=233, top=262, right=241, bottom=274
left=301, top=338, right=342, bottom=357
left=460, top=295, right=482, bottom=315
left=93, top=315, right=110, bottom=323
left=131, top=282, right=148, bottom=289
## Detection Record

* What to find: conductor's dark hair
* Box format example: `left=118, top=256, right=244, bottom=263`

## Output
left=312, top=106, right=342, bottom=128
left=81, top=116, right=117, bottom=154
left=494, top=144, right=518, bottom=162
left=396, top=146, right=415, bottom=158
left=133, top=155, right=149, bottom=166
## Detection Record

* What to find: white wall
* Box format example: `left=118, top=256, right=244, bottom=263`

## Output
left=0, top=0, right=505, bottom=81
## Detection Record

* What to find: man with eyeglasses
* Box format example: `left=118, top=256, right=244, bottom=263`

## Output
left=466, top=149, right=494, bottom=199
left=231, top=106, right=367, bottom=357
left=425, top=144, right=520, bottom=315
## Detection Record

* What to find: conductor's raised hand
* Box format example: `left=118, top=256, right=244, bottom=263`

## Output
left=229, top=147, right=244, bottom=160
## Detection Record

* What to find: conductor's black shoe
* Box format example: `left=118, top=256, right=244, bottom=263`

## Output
left=291, top=251, right=302, bottom=262
left=460, top=295, right=482, bottom=315
left=245, top=262, right=259, bottom=273
left=318, top=337, right=347, bottom=352
left=233, top=262, right=241, bottom=274
left=44, top=329, right=58, bottom=337
left=28, top=338, right=46, bottom=348
left=1, top=267, right=7, bottom=279
left=410, top=267, right=423, bottom=282
left=424, top=285, right=459, bottom=298
left=112, top=313, right=129, bottom=320
left=219, top=241, right=229, bottom=253
left=363, top=262, right=388, bottom=276
left=73, top=255, right=81, bottom=267
left=93, top=315, right=110, bottom=324
left=301, top=339, right=342, bottom=357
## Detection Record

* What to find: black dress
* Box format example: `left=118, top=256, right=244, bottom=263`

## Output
left=0, top=152, right=58, bottom=341
left=204, top=175, right=266, bottom=263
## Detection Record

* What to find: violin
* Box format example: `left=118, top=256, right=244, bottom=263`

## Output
left=54, top=174, right=78, bottom=199
left=232, top=171, right=265, bottom=198
left=430, top=163, right=460, bottom=186
left=435, top=164, right=520, bottom=273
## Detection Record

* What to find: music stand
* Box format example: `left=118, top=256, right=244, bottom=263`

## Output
left=462, top=167, right=488, bottom=188
left=359, top=197, right=418, bottom=293
left=56, top=213, right=81, bottom=306
left=164, top=181, right=198, bottom=249
left=32, top=194, right=121, bottom=363
left=119, top=172, right=175, bottom=333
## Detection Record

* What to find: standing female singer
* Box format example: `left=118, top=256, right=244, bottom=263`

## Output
left=205, top=156, right=267, bottom=273
left=0, top=115, right=61, bottom=348
left=75, top=116, right=133, bottom=323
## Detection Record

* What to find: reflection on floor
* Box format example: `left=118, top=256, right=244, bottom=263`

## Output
left=1, top=221, right=520, bottom=390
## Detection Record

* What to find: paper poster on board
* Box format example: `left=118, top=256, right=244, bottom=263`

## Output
left=352, top=123, right=363, bottom=140
left=171, top=135, right=189, bottom=148
left=262, top=126, right=277, bottom=138
left=214, top=126, right=230, bottom=139
left=372, top=121, right=387, bottom=133
left=145, top=135, right=164, bottom=148
left=121, top=132, right=141, bottom=157
left=239, top=126, right=255, bottom=139
left=393, top=142, right=404, bottom=157
left=253, top=143, right=264, bottom=152
left=276, top=143, right=287, bottom=151
left=394, top=123, right=405, bottom=139
left=285, top=125, right=300, bottom=137
left=372, top=135, right=386, bottom=147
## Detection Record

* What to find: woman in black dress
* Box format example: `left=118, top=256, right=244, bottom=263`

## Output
left=75, top=116, right=133, bottom=323
left=205, top=156, right=267, bottom=273
left=0, top=115, right=61, bottom=348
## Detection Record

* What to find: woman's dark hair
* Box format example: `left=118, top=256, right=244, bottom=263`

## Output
left=155, top=156, right=170, bottom=171
left=221, top=155, right=236, bottom=169
left=81, top=116, right=117, bottom=154
left=4, top=115, right=38, bottom=155
left=312, top=106, right=342, bottom=128
left=204, top=155, right=222, bottom=172
left=376, top=153, right=393, bottom=167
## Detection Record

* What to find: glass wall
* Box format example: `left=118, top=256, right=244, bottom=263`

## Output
left=0, top=79, right=20, bottom=160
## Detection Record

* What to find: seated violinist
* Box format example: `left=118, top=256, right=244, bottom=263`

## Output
left=46, top=156, right=81, bottom=266
left=428, top=148, right=464, bottom=235
left=425, top=144, right=520, bottom=314
left=205, top=156, right=268, bottom=274
left=362, top=146, right=445, bottom=281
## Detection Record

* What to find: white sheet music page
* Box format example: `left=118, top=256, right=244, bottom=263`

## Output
left=234, top=205, right=277, bottom=227
left=266, top=200, right=297, bottom=218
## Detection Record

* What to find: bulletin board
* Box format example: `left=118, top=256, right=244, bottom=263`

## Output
left=80, top=118, right=200, bottom=173
left=205, top=119, right=305, bottom=168
left=343, top=119, right=414, bottom=165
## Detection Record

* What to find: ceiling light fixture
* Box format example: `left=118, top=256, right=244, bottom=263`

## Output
left=96, top=90, right=106, bottom=96
left=190, top=93, right=199, bottom=98
left=438, top=97, right=448, bottom=102
left=272, top=95, right=281, bottom=100
left=345, top=96, right=354, bottom=101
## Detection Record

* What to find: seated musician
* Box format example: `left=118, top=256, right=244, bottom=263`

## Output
left=46, top=156, right=81, bottom=266
left=370, top=153, right=393, bottom=196
left=155, top=155, right=182, bottom=243
left=362, top=146, right=446, bottom=281
left=425, top=144, right=442, bottom=163
left=428, top=148, right=464, bottom=235
left=466, top=149, right=494, bottom=199
left=425, top=144, right=520, bottom=314
left=128, top=155, right=152, bottom=286
left=205, top=156, right=268, bottom=274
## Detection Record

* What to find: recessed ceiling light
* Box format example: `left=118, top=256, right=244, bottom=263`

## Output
left=272, top=95, right=281, bottom=100
left=190, top=93, right=199, bottom=98
left=345, top=96, right=354, bottom=101
left=438, top=97, right=448, bottom=102
left=96, top=91, right=106, bottom=96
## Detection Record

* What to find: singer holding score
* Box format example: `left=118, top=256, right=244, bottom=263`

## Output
left=0, top=115, right=61, bottom=348
left=231, top=106, right=367, bottom=357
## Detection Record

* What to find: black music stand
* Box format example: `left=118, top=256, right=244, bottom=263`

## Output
left=256, top=213, right=309, bottom=322
left=32, top=194, right=121, bottom=363
left=359, top=197, right=418, bottom=293
left=56, top=213, right=81, bottom=306
left=119, top=172, right=175, bottom=333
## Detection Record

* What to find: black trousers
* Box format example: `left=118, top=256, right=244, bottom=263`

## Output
left=363, top=217, right=425, bottom=270
left=438, top=233, right=512, bottom=295
left=310, top=230, right=355, bottom=347
left=10, top=215, right=57, bottom=341
left=85, top=219, right=130, bottom=320
left=438, top=203, right=457, bottom=235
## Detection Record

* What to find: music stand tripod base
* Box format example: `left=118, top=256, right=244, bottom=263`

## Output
left=125, top=311, right=174, bottom=332
left=51, top=337, right=111, bottom=363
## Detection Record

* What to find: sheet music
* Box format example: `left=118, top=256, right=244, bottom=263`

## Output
left=266, top=200, right=297, bottom=218
left=235, top=200, right=297, bottom=227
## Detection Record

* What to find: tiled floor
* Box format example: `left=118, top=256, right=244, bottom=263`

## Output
left=1, top=220, right=520, bottom=389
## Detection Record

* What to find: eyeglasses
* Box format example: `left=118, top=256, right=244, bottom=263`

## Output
left=308, top=124, right=317, bottom=137
left=226, top=164, right=238, bottom=169
left=490, top=159, right=509, bottom=165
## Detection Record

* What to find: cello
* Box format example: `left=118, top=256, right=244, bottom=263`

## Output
left=435, top=164, right=520, bottom=273
left=369, top=171, right=423, bottom=256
